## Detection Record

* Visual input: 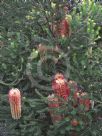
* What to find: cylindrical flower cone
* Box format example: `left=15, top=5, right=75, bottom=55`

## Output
left=74, top=91, right=91, bottom=111
left=60, top=19, right=71, bottom=38
left=52, top=73, right=70, bottom=100
left=79, top=92, right=91, bottom=111
left=9, top=88, right=21, bottom=120
left=48, top=94, right=62, bottom=123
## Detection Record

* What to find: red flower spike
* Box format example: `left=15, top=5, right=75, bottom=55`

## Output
left=52, top=73, right=70, bottom=100
left=60, top=19, right=71, bottom=38
left=48, top=94, right=62, bottom=123
left=9, top=88, right=21, bottom=120
left=79, top=92, right=91, bottom=111
left=48, top=94, right=59, bottom=108
left=74, top=91, right=91, bottom=111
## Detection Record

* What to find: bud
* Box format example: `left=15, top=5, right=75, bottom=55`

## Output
left=8, top=88, right=21, bottom=120
left=48, top=94, right=62, bottom=123
left=52, top=73, right=70, bottom=100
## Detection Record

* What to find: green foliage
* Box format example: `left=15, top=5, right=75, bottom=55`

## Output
left=0, top=0, right=102, bottom=136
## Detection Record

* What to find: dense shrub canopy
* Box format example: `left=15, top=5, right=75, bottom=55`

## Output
left=0, top=0, right=102, bottom=136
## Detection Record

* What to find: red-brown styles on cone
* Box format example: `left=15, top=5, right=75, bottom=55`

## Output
left=68, top=80, right=92, bottom=111
left=48, top=94, right=62, bottom=123
left=50, top=17, right=71, bottom=38
left=52, top=73, right=70, bottom=100
left=74, top=91, right=91, bottom=111
left=60, top=19, right=71, bottom=38
left=8, top=88, right=21, bottom=120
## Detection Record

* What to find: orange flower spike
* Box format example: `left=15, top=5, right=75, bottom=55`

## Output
left=48, top=94, right=62, bottom=123
left=52, top=73, right=70, bottom=100
left=9, top=88, right=21, bottom=120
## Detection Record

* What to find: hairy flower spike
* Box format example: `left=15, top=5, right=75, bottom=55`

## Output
left=9, top=88, right=21, bottom=120
left=74, top=91, right=91, bottom=111
left=48, top=94, right=62, bottom=123
left=60, top=19, right=71, bottom=38
left=52, top=73, right=70, bottom=100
